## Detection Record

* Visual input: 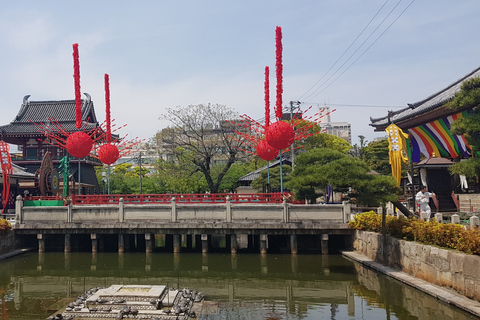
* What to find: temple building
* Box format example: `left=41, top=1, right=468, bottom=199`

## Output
left=370, top=66, right=480, bottom=212
left=0, top=94, right=103, bottom=195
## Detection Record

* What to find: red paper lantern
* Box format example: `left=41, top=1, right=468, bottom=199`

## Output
left=265, top=121, right=294, bottom=150
left=98, top=143, right=119, bottom=165
left=256, top=139, right=279, bottom=161
left=66, top=131, right=93, bottom=158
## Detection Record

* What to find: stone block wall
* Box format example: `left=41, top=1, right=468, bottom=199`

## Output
left=353, top=230, right=480, bottom=301
left=0, top=231, right=17, bottom=255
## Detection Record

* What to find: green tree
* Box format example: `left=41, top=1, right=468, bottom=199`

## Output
left=363, top=138, right=391, bottom=176
left=446, top=77, right=480, bottom=183
left=251, top=165, right=292, bottom=192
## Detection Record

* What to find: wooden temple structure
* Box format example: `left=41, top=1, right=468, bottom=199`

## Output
left=370, top=66, right=480, bottom=213
left=0, top=94, right=103, bottom=197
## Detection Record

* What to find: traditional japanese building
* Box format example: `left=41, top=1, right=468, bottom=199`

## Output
left=0, top=94, right=103, bottom=194
left=370, top=66, right=480, bottom=212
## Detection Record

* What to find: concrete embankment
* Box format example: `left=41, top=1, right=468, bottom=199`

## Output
left=344, top=229, right=480, bottom=317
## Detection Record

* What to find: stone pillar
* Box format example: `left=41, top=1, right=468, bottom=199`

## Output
left=118, top=234, right=125, bottom=253
left=470, top=215, right=479, bottom=227
left=451, top=214, right=460, bottom=224
left=230, top=234, right=238, bottom=254
left=201, top=234, right=209, bottom=253
left=67, top=204, right=73, bottom=223
left=260, top=234, right=268, bottom=254
left=283, top=199, right=289, bottom=223
left=64, top=234, right=71, bottom=253
left=145, top=233, right=153, bottom=253
left=226, top=196, right=232, bottom=222
left=37, top=234, right=45, bottom=253
left=290, top=234, right=298, bottom=255
left=173, top=234, right=181, bottom=253
left=343, top=201, right=351, bottom=223
left=91, top=234, right=98, bottom=253
left=119, top=198, right=124, bottom=222
left=171, top=197, right=177, bottom=222
left=434, top=213, right=443, bottom=223
left=321, top=234, right=329, bottom=255
left=15, top=195, right=23, bottom=226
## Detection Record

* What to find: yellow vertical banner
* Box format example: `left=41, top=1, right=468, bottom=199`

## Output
left=386, top=124, right=409, bottom=186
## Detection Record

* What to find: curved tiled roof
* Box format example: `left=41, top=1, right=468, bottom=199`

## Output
left=0, top=93, right=99, bottom=135
left=370, top=66, right=480, bottom=130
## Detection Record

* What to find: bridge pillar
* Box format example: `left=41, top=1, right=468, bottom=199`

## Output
left=201, top=234, right=209, bottom=253
left=321, top=234, right=329, bottom=255
left=230, top=234, right=238, bottom=254
left=290, top=234, right=298, bottom=255
left=37, top=234, right=45, bottom=253
left=260, top=234, right=268, bottom=254
left=64, top=234, right=71, bottom=253
left=91, top=234, right=98, bottom=253
left=173, top=234, right=181, bottom=253
left=145, top=233, right=153, bottom=253
left=118, top=234, right=125, bottom=253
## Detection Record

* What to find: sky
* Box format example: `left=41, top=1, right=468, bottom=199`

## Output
left=0, top=0, right=479, bottom=146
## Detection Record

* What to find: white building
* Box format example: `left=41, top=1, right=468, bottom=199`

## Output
left=318, top=106, right=351, bottom=144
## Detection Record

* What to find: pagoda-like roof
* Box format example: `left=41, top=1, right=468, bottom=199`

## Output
left=0, top=93, right=99, bottom=138
left=370, top=66, right=480, bottom=131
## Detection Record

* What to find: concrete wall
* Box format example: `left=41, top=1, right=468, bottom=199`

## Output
left=17, top=197, right=348, bottom=225
left=353, top=230, right=480, bottom=301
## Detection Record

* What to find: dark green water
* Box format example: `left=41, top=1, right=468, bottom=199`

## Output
left=0, top=252, right=476, bottom=319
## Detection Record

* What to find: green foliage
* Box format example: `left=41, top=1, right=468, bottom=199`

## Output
left=303, top=132, right=352, bottom=153
left=0, top=219, right=12, bottom=235
left=363, top=139, right=391, bottom=176
left=349, top=212, right=480, bottom=255
left=446, top=77, right=480, bottom=111
left=449, top=158, right=480, bottom=177
left=251, top=165, right=292, bottom=192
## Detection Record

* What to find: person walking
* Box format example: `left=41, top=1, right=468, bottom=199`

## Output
left=415, top=185, right=435, bottom=220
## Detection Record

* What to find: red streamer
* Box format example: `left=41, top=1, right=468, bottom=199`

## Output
left=72, top=43, right=82, bottom=129
left=275, top=26, right=283, bottom=120
left=105, top=74, right=111, bottom=142
left=264, top=66, right=270, bottom=128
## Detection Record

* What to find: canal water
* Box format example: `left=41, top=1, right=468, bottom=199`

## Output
left=0, top=252, right=476, bottom=320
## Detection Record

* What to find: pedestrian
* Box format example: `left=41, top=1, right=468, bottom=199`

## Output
left=415, top=185, right=435, bottom=220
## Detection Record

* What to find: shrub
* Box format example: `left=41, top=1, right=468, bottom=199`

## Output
left=349, top=212, right=480, bottom=255
left=0, top=219, right=11, bottom=235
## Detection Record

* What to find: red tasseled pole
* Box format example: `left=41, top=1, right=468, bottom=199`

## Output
left=275, top=26, right=283, bottom=120
left=264, top=66, right=270, bottom=128
left=104, top=73, right=111, bottom=142
left=72, top=43, right=82, bottom=129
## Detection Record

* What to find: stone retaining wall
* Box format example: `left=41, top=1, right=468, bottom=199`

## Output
left=353, top=230, right=480, bottom=301
left=0, top=231, right=17, bottom=254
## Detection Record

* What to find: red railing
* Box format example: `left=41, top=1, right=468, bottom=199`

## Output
left=25, top=193, right=289, bottom=205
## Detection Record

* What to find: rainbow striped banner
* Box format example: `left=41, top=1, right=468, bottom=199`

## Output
left=407, top=111, right=471, bottom=162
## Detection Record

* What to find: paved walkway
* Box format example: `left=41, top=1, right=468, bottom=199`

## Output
left=342, top=251, right=480, bottom=318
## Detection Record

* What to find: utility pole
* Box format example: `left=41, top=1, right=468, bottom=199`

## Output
left=289, top=101, right=301, bottom=170
left=138, top=152, right=142, bottom=194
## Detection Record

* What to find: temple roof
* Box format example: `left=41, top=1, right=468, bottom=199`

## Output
left=0, top=93, right=99, bottom=137
left=370, top=66, right=480, bottom=131
left=0, top=163, right=35, bottom=179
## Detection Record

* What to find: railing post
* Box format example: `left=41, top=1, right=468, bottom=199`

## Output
left=226, top=196, right=232, bottom=223
left=343, top=201, right=351, bottom=223
left=283, top=199, right=289, bottom=223
left=434, top=213, right=443, bottom=223
left=119, top=198, right=124, bottom=222
left=451, top=214, right=460, bottom=224
left=171, top=197, right=177, bottom=223
left=67, top=204, right=72, bottom=223
left=15, top=195, right=23, bottom=226
left=470, top=215, right=479, bottom=227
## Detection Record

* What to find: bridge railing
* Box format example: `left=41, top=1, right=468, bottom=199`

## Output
left=25, top=193, right=287, bottom=205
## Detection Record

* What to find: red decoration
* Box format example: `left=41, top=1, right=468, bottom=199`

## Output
left=66, top=131, right=93, bottom=158
left=0, top=142, right=12, bottom=213
left=104, top=73, right=111, bottom=142
left=98, top=143, right=119, bottom=165
left=72, top=43, right=82, bottom=129
left=264, top=66, right=270, bottom=128
left=275, top=26, right=283, bottom=120
left=265, top=121, right=294, bottom=150
left=256, top=139, right=278, bottom=161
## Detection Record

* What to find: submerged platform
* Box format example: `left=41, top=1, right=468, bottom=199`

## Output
left=48, top=284, right=210, bottom=319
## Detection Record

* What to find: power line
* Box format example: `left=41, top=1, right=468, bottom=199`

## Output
left=297, top=0, right=391, bottom=101
left=298, top=0, right=416, bottom=102
left=301, top=102, right=404, bottom=108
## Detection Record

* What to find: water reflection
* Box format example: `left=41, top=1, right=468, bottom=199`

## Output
left=0, top=252, right=475, bottom=320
